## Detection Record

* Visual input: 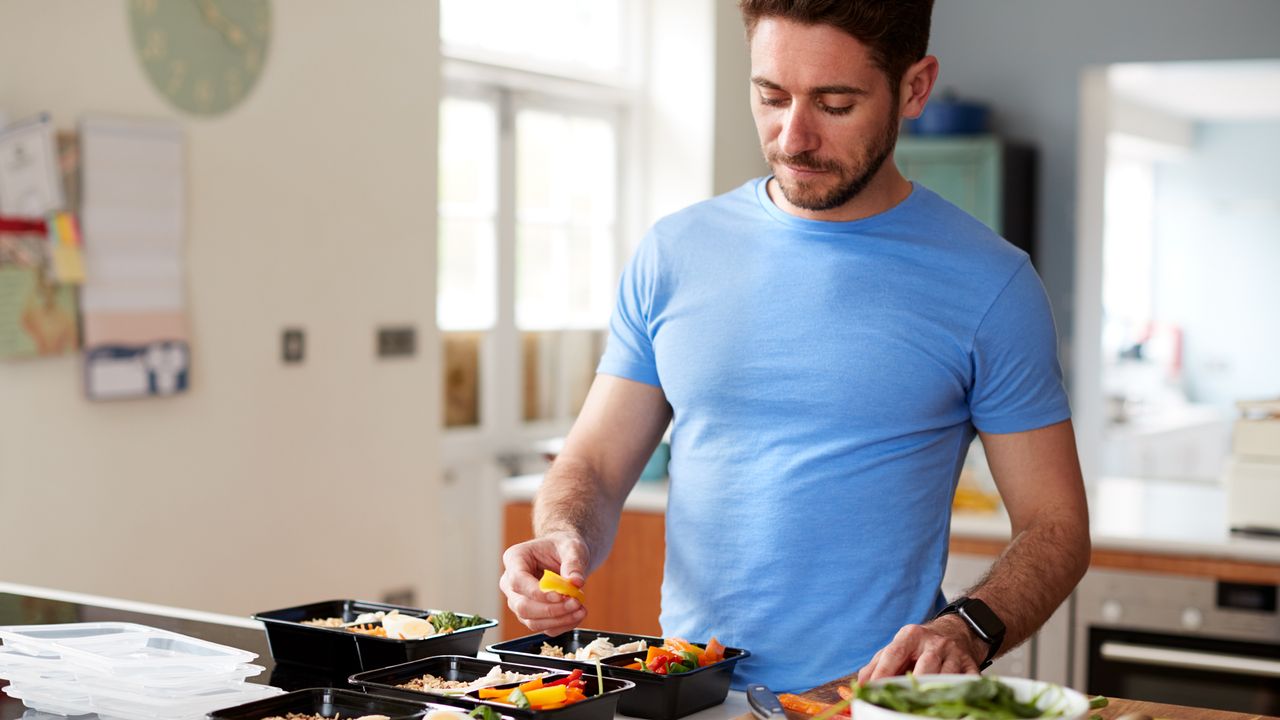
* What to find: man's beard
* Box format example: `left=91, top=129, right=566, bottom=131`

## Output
left=766, top=114, right=900, bottom=213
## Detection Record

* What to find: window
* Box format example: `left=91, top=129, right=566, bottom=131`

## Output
left=437, top=1, right=634, bottom=443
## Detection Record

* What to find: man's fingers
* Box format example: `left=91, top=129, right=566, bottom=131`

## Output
left=857, top=649, right=884, bottom=684
left=519, top=606, right=587, bottom=636
left=554, top=536, right=590, bottom=586
left=940, top=655, right=979, bottom=675
left=868, top=626, right=924, bottom=681
left=507, top=593, right=580, bottom=621
left=911, top=650, right=943, bottom=676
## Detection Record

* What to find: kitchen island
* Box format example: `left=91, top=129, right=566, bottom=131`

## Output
left=2, top=583, right=1274, bottom=720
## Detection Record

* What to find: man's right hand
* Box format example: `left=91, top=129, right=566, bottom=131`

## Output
left=499, top=531, right=591, bottom=636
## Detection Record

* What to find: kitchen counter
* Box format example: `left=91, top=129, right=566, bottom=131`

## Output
left=502, top=474, right=1280, bottom=567
left=0, top=581, right=748, bottom=720
left=3, top=584, right=1274, bottom=720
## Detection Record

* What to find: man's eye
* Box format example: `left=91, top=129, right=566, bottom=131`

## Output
left=819, top=102, right=853, bottom=116
left=759, top=95, right=788, bottom=107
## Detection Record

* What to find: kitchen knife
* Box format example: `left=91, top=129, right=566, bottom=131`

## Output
left=747, top=684, right=786, bottom=720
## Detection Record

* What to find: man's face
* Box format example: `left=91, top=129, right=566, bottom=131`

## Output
left=749, top=17, right=900, bottom=217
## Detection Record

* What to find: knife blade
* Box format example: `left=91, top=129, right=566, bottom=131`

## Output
left=747, top=684, right=786, bottom=720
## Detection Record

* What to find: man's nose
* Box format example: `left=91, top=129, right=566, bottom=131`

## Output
left=777, top=102, right=820, bottom=157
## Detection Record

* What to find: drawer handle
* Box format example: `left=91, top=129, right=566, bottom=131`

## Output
left=1099, top=641, right=1280, bottom=678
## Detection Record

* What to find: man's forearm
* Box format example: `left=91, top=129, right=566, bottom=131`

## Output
left=533, top=455, right=629, bottom=575
left=960, top=512, right=1091, bottom=654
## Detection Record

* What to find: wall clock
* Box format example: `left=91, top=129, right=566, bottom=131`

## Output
left=128, top=0, right=271, bottom=117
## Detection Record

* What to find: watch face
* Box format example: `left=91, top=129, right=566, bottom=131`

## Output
left=129, top=0, right=271, bottom=116
left=960, top=599, right=1006, bottom=639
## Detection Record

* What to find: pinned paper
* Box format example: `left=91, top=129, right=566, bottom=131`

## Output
left=0, top=114, right=65, bottom=216
left=85, top=341, right=189, bottom=400
left=46, top=211, right=85, bottom=284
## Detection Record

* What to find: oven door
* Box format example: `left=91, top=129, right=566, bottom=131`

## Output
left=1087, top=627, right=1280, bottom=715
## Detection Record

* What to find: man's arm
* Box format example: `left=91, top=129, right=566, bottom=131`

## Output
left=859, top=419, right=1090, bottom=680
left=499, top=374, right=672, bottom=636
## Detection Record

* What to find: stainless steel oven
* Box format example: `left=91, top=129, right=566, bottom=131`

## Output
left=1074, top=568, right=1280, bottom=715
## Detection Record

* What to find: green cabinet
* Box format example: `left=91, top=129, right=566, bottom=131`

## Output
left=896, top=135, right=1036, bottom=264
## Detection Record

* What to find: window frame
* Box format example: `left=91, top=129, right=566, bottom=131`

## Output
left=438, top=53, right=636, bottom=449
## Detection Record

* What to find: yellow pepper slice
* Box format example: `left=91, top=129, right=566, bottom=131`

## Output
left=521, top=684, right=569, bottom=707
left=538, top=569, right=586, bottom=604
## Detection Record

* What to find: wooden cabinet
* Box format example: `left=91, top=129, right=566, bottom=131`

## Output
left=896, top=135, right=1037, bottom=265
left=500, top=503, right=666, bottom=639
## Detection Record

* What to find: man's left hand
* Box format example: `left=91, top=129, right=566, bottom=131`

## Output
left=856, top=614, right=986, bottom=682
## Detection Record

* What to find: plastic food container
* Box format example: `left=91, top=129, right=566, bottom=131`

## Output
left=348, top=654, right=634, bottom=720
left=487, top=630, right=749, bottom=720
left=2, top=680, right=95, bottom=716
left=253, top=600, right=496, bottom=675
left=208, top=687, right=434, bottom=720
left=0, top=622, right=276, bottom=719
left=86, top=679, right=283, bottom=720
left=348, top=655, right=558, bottom=700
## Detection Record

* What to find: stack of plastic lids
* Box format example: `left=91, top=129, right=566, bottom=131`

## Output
left=0, top=622, right=283, bottom=720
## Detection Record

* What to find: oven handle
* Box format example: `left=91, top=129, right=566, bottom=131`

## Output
left=1100, top=641, right=1280, bottom=678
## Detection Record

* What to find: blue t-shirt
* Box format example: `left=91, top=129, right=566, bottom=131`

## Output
left=597, top=178, right=1069, bottom=692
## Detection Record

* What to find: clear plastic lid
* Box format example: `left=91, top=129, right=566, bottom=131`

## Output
left=0, top=647, right=78, bottom=683
left=42, top=628, right=257, bottom=677
left=74, top=664, right=265, bottom=698
left=2, top=684, right=96, bottom=717
left=0, top=623, right=154, bottom=658
left=87, top=680, right=283, bottom=720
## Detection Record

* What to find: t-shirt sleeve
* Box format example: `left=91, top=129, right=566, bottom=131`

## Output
left=597, top=232, right=662, bottom=388
left=969, top=259, right=1071, bottom=434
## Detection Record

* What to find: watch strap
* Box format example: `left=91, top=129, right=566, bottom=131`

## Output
left=935, top=597, right=1005, bottom=670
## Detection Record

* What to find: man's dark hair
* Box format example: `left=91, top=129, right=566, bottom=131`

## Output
left=739, top=0, right=934, bottom=94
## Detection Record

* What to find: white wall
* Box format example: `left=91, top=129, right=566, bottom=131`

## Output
left=1153, top=121, right=1280, bottom=406
left=712, top=2, right=768, bottom=195
left=0, top=0, right=445, bottom=616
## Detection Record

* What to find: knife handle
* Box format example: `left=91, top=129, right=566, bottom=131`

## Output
left=747, top=684, right=785, bottom=719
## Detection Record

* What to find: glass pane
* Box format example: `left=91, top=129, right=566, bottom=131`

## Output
left=516, top=223, right=567, bottom=330
left=515, top=108, right=617, bottom=330
left=438, top=96, right=498, bottom=331
left=522, top=331, right=558, bottom=422
left=444, top=331, right=484, bottom=428
left=441, top=0, right=624, bottom=77
left=439, top=97, right=497, bottom=213
left=438, top=217, right=496, bottom=330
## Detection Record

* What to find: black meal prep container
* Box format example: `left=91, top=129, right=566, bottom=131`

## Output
left=252, top=599, right=497, bottom=675
left=208, top=687, right=432, bottom=720
left=348, top=654, right=635, bottom=720
left=487, top=629, right=749, bottom=720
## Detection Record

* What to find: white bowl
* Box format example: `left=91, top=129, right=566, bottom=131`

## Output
left=852, top=674, right=1089, bottom=720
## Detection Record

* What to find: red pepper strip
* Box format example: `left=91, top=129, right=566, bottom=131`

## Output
left=543, top=669, right=584, bottom=688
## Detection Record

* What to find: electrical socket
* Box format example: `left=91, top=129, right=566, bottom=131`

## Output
left=377, top=326, right=416, bottom=358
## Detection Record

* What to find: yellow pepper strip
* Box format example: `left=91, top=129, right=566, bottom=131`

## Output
left=538, top=570, right=586, bottom=604
left=521, top=684, right=569, bottom=708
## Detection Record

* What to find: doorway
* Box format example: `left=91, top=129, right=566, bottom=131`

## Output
left=1074, top=60, right=1280, bottom=487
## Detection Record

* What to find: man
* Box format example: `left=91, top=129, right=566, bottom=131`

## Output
left=499, top=0, right=1090, bottom=693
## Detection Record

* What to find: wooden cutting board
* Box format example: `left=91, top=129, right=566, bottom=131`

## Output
left=732, top=673, right=1280, bottom=720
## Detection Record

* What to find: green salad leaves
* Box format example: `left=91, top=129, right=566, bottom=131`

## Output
left=856, top=677, right=1063, bottom=720
left=430, top=611, right=490, bottom=633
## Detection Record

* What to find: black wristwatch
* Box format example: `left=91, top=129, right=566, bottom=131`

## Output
left=934, top=596, right=1006, bottom=670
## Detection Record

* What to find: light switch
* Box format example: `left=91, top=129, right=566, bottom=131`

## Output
left=282, top=328, right=305, bottom=364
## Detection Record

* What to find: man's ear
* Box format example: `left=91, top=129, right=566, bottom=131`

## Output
left=899, top=55, right=940, bottom=120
